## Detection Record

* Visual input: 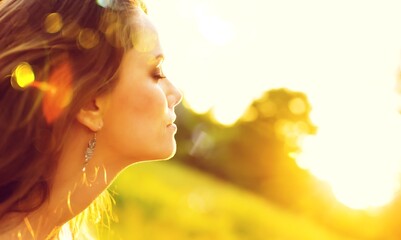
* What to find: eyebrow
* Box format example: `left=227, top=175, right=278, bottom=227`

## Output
left=154, top=54, right=164, bottom=67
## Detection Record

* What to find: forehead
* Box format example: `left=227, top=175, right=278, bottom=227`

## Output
left=129, top=9, right=161, bottom=55
left=118, top=9, right=164, bottom=67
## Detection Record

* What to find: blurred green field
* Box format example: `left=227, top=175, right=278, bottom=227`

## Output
left=98, top=161, right=353, bottom=240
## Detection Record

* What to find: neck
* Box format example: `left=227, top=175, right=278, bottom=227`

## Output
left=0, top=125, right=124, bottom=239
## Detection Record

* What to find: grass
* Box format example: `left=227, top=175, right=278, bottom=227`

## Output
left=96, top=161, right=354, bottom=240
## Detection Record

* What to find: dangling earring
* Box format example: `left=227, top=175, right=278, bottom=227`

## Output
left=82, top=133, right=96, bottom=172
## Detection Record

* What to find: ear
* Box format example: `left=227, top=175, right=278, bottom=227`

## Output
left=76, top=95, right=109, bottom=132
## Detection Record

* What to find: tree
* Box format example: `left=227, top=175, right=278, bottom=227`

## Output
left=174, top=88, right=390, bottom=239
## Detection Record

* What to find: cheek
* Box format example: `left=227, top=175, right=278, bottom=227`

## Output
left=111, top=83, right=167, bottom=134
left=128, top=86, right=166, bottom=118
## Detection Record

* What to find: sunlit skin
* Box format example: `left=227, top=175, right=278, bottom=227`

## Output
left=0, top=8, right=182, bottom=239
left=100, top=53, right=181, bottom=161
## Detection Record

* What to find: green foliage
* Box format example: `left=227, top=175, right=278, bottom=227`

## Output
left=102, top=162, right=351, bottom=240
left=173, top=88, right=387, bottom=239
left=175, top=88, right=319, bottom=205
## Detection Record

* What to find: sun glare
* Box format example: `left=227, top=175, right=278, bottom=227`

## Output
left=296, top=87, right=401, bottom=209
left=297, top=130, right=401, bottom=209
left=147, top=0, right=401, bottom=209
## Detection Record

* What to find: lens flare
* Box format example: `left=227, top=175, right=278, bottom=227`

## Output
left=42, top=61, right=73, bottom=123
left=44, top=13, right=63, bottom=34
left=260, top=101, right=277, bottom=118
left=288, top=97, right=306, bottom=115
left=78, top=29, right=100, bottom=49
left=104, top=23, right=123, bottom=48
left=11, top=62, right=35, bottom=89
left=96, top=0, right=113, bottom=8
left=132, top=28, right=158, bottom=53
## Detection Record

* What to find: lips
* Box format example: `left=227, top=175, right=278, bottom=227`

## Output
left=167, top=113, right=176, bottom=126
left=166, top=113, right=177, bottom=133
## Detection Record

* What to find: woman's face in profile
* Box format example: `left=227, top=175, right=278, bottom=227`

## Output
left=99, top=9, right=182, bottom=163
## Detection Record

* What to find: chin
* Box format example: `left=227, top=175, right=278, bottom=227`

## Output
left=146, top=144, right=177, bottom=162
left=160, top=147, right=177, bottom=160
left=162, top=142, right=178, bottom=159
left=144, top=152, right=176, bottom=163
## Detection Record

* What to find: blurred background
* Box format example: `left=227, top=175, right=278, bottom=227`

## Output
left=99, top=0, right=401, bottom=239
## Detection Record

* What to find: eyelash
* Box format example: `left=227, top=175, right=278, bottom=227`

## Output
left=153, top=69, right=166, bottom=81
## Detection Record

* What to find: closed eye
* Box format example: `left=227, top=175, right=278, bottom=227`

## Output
left=152, top=68, right=166, bottom=81
left=153, top=74, right=166, bottom=81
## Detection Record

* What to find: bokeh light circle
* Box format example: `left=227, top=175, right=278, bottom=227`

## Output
left=44, top=13, right=63, bottom=34
left=11, top=62, right=35, bottom=89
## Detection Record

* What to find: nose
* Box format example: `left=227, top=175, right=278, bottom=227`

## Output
left=166, top=79, right=183, bottom=109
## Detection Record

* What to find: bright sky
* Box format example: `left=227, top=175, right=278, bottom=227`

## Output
left=146, top=0, right=401, bottom=209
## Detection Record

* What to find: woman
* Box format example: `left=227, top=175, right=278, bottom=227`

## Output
left=0, top=0, right=182, bottom=239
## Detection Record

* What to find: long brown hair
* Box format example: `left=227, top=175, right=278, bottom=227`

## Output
left=0, top=0, right=146, bottom=232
